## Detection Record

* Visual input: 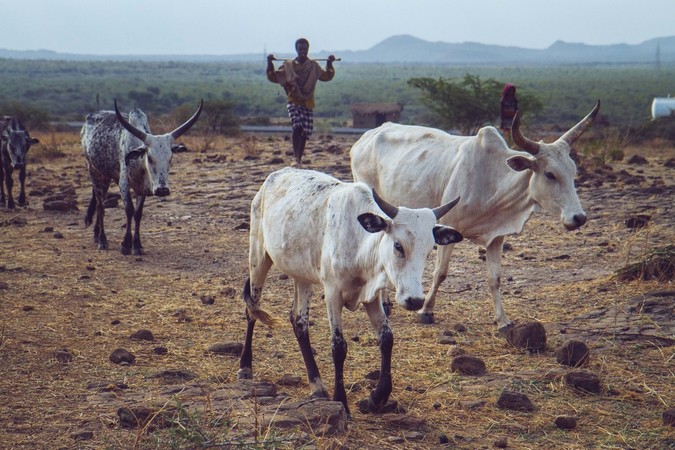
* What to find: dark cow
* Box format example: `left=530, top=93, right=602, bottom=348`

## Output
left=1, top=116, right=39, bottom=209
left=81, top=100, right=202, bottom=255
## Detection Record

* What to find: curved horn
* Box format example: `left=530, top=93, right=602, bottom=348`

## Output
left=170, top=99, right=204, bottom=139
left=372, top=189, right=398, bottom=219
left=559, top=100, right=601, bottom=146
left=432, top=196, right=460, bottom=220
left=114, top=99, right=148, bottom=142
left=511, top=111, right=540, bottom=155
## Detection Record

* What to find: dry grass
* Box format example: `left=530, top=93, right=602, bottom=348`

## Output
left=0, top=131, right=673, bottom=449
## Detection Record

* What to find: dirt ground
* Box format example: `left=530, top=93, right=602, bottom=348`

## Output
left=0, top=130, right=673, bottom=449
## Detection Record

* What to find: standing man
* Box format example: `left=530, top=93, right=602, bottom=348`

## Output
left=267, top=38, right=336, bottom=165
left=499, top=83, right=518, bottom=142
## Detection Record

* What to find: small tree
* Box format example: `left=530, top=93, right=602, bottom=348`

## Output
left=408, top=74, right=542, bottom=135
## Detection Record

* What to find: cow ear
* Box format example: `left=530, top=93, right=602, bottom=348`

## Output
left=433, top=225, right=463, bottom=245
left=357, top=213, right=388, bottom=234
left=171, top=144, right=188, bottom=153
left=506, top=154, right=536, bottom=172
left=125, top=146, right=147, bottom=165
left=29, top=138, right=40, bottom=145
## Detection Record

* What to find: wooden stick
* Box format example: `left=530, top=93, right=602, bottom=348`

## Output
left=271, top=57, right=341, bottom=62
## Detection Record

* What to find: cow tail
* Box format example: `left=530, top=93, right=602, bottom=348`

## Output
left=243, top=277, right=280, bottom=327
left=84, top=194, right=96, bottom=227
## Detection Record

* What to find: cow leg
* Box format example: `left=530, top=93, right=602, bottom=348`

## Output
left=87, top=182, right=110, bottom=250
left=132, top=196, right=146, bottom=255
left=237, top=302, right=256, bottom=380
left=418, top=243, right=456, bottom=324
left=325, top=290, right=348, bottom=414
left=4, top=165, right=14, bottom=209
left=0, top=161, right=5, bottom=207
left=17, top=166, right=26, bottom=206
left=486, top=236, right=511, bottom=330
left=120, top=188, right=135, bottom=255
left=292, top=281, right=329, bottom=400
left=363, top=299, right=393, bottom=413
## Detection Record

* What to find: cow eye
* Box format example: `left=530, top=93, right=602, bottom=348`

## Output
left=393, top=242, right=404, bottom=256
left=545, top=171, right=556, bottom=180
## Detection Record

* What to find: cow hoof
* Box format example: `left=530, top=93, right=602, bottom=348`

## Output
left=418, top=313, right=435, bottom=325
left=133, top=247, right=145, bottom=256
left=309, top=389, right=330, bottom=400
left=497, top=322, right=514, bottom=335
left=98, top=242, right=109, bottom=250
left=236, top=368, right=253, bottom=380
left=121, top=246, right=132, bottom=256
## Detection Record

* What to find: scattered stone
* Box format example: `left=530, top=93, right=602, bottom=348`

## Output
left=22, top=305, right=34, bottom=311
left=86, top=381, right=128, bottom=392
left=53, top=349, right=73, bottom=363
left=627, top=154, right=648, bottom=165
left=565, top=370, right=602, bottom=394
left=43, top=200, right=78, bottom=212
left=277, top=374, right=302, bottom=386
left=53, top=232, right=64, bottom=239
left=664, top=158, right=675, bottom=168
left=109, top=348, right=135, bottom=365
left=446, top=345, right=466, bottom=357
left=556, top=339, right=590, bottom=367
left=43, top=226, right=54, bottom=232
left=129, top=329, right=154, bottom=341
left=453, top=323, right=467, bottom=333
left=220, top=287, right=237, bottom=298
left=439, top=434, right=450, bottom=444
left=0, top=282, right=9, bottom=290
left=117, top=406, right=172, bottom=430
left=505, top=321, right=547, bottom=353
left=382, top=413, right=426, bottom=429
left=153, top=347, right=168, bottom=355
left=624, top=214, right=650, bottom=229
left=357, top=398, right=403, bottom=414
left=662, top=408, right=675, bottom=427
left=451, top=355, right=486, bottom=375
left=266, top=398, right=347, bottom=436
left=496, top=391, right=535, bottom=411
left=458, top=399, right=486, bottom=410
left=70, top=430, right=94, bottom=440
left=494, top=436, right=508, bottom=448
left=150, top=369, right=197, bottom=382
left=364, top=369, right=380, bottom=381
left=554, top=415, right=578, bottom=430
left=207, top=342, right=243, bottom=356
left=200, top=295, right=215, bottom=305
left=437, top=335, right=456, bottom=345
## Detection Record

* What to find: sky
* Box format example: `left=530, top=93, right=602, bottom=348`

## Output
left=3, top=0, right=674, bottom=56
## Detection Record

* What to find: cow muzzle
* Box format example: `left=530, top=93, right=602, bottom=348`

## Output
left=564, top=213, right=587, bottom=230
left=401, top=297, right=425, bottom=312
left=154, top=187, right=170, bottom=197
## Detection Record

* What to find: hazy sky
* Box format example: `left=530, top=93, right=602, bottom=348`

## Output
left=4, top=0, right=673, bottom=55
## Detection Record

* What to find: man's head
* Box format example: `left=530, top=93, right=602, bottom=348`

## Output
left=295, top=38, right=309, bottom=62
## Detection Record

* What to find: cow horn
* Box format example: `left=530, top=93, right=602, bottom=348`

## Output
left=170, top=99, right=204, bottom=139
left=372, top=189, right=398, bottom=219
left=114, top=99, right=148, bottom=142
left=559, top=100, right=601, bottom=147
left=511, top=111, right=540, bottom=155
left=432, top=196, right=460, bottom=220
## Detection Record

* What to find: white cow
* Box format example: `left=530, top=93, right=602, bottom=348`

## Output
left=351, top=101, right=600, bottom=329
left=237, top=167, right=463, bottom=415
left=81, top=100, right=202, bottom=255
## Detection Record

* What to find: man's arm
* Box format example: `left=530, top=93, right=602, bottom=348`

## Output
left=266, top=54, right=278, bottom=83
left=319, top=55, right=336, bottom=81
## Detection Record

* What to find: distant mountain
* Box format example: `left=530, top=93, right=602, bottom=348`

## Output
left=1, top=35, right=674, bottom=65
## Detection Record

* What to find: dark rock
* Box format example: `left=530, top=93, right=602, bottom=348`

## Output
left=496, top=391, right=535, bottom=411
left=53, top=232, right=64, bottom=239
left=627, top=154, right=648, bottom=165
left=277, top=374, right=302, bottom=386
left=150, top=369, right=197, bottom=381
left=446, top=345, right=466, bottom=357
left=662, top=408, right=675, bottom=427
left=554, top=415, right=578, bottom=430
left=624, top=214, right=650, bottom=229
left=43, top=200, right=78, bottom=212
left=207, top=342, right=243, bottom=356
left=565, top=370, right=602, bottom=394
left=451, top=355, right=486, bottom=375
left=220, top=287, right=237, bottom=298
left=71, top=430, right=94, bottom=440
left=200, top=295, right=215, bottom=305
left=437, top=335, right=456, bottom=345
left=0, top=282, right=9, bottom=290
left=458, top=400, right=486, bottom=410
left=505, top=321, right=547, bottom=352
left=109, top=348, right=135, bottom=365
left=439, top=434, right=450, bottom=444
left=53, top=349, right=73, bottom=363
left=269, top=398, right=347, bottom=436
left=153, top=347, right=168, bottom=355
left=664, top=158, right=675, bottom=168
left=494, top=436, right=508, bottom=448
left=556, top=339, right=590, bottom=367
left=22, top=305, right=34, bottom=311
left=234, top=222, right=249, bottom=231
left=117, top=406, right=172, bottom=430
left=129, top=329, right=154, bottom=341
left=453, top=323, right=467, bottom=333
left=364, top=369, right=380, bottom=381
left=382, top=413, right=425, bottom=429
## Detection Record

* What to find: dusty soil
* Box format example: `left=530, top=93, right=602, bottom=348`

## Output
left=0, top=131, right=673, bottom=449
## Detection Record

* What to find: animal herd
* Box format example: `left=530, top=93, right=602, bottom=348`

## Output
left=2, top=99, right=600, bottom=415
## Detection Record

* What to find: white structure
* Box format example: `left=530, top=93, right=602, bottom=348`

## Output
left=651, top=96, right=675, bottom=119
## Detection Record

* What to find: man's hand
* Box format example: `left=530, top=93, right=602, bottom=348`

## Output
left=327, top=55, right=336, bottom=63
left=267, top=54, right=275, bottom=63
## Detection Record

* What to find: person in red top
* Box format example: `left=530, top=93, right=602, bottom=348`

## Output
left=267, top=38, right=335, bottom=165
left=500, top=83, right=518, bottom=141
